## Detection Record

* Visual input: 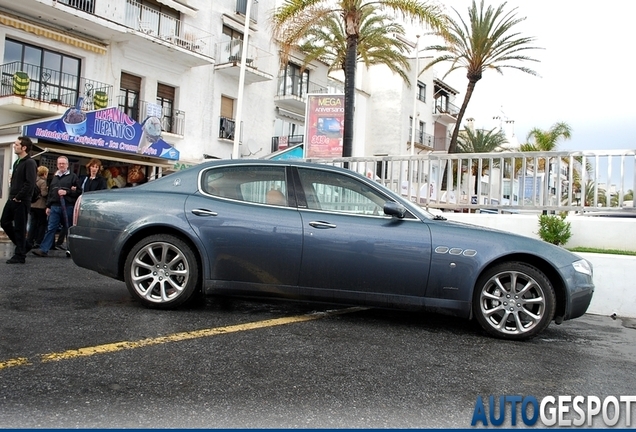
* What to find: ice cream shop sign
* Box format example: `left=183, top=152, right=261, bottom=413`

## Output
left=23, top=107, right=180, bottom=161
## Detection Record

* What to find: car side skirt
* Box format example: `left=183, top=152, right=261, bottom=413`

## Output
left=204, top=280, right=471, bottom=318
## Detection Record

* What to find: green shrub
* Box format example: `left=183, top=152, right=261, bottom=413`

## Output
left=538, top=213, right=572, bottom=246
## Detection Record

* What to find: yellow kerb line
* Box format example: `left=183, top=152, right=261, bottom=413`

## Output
left=0, top=307, right=367, bottom=371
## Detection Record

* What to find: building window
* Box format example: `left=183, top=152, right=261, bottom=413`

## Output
left=417, top=82, right=426, bottom=103
left=220, top=25, right=246, bottom=63
left=119, top=72, right=141, bottom=121
left=2, top=38, right=80, bottom=104
left=279, top=63, right=309, bottom=97
left=219, top=95, right=235, bottom=140
left=157, top=83, right=176, bottom=133
left=409, top=118, right=426, bottom=144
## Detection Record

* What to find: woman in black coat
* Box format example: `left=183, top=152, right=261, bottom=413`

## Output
left=82, top=158, right=107, bottom=192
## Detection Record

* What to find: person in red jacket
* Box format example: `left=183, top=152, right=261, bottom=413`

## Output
left=1, top=136, right=37, bottom=264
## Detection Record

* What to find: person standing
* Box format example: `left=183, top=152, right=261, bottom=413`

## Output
left=81, top=158, right=107, bottom=192
left=32, top=156, right=81, bottom=258
left=1, top=136, right=38, bottom=264
left=26, top=165, right=49, bottom=249
left=53, top=158, right=106, bottom=250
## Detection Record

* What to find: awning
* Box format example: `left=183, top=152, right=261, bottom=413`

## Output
left=33, top=142, right=174, bottom=170
left=277, top=107, right=305, bottom=122
left=156, top=0, right=198, bottom=17
left=0, top=11, right=108, bottom=54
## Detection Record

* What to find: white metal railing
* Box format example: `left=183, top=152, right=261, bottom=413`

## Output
left=306, top=150, right=636, bottom=214
left=124, top=0, right=212, bottom=57
left=215, top=40, right=271, bottom=69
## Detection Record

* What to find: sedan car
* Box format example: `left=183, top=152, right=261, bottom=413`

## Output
left=69, top=160, right=594, bottom=340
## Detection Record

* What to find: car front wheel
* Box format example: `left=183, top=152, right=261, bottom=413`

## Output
left=124, top=234, right=200, bottom=309
left=473, top=262, right=556, bottom=340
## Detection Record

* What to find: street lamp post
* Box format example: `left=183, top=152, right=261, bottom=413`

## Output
left=232, top=0, right=253, bottom=159
left=409, top=35, right=420, bottom=156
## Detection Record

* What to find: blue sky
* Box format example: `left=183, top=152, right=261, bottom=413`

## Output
left=429, top=0, right=636, bottom=151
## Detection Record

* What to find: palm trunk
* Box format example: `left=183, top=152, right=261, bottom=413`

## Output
left=441, top=78, right=478, bottom=190
left=342, top=35, right=357, bottom=158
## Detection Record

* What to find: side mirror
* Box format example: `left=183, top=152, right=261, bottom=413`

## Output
left=383, top=201, right=407, bottom=218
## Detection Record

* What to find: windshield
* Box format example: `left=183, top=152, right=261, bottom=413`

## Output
left=367, top=178, right=436, bottom=220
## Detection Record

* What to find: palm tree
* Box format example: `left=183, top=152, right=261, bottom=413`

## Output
left=423, top=0, right=541, bottom=154
left=520, top=121, right=572, bottom=152
left=272, top=0, right=446, bottom=157
left=520, top=121, right=572, bottom=171
left=297, top=9, right=413, bottom=85
left=581, top=180, right=607, bottom=207
left=457, top=127, right=506, bottom=195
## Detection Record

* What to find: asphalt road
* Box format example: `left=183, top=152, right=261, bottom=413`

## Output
left=1, top=241, right=635, bottom=428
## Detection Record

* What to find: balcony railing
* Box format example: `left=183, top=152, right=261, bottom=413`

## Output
left=1, top=61, right=113, bottom=111
left=57, top=0, right=95, bottom=14
left=276, top=76, right=328, bottom=98
left=220, top=116, right=243, bottom=142
left=215, top=40, right=272, bottom=70
left=408, top=129, right=434, bottom=147
left=124, top=0, right=212, bottom=56
left=116, top=95, right=185, bottom=135
left=434, top=100, right=459, bottom=117
left=305, top=150, right=636, bottom=214
left=235, top=0, right=258, bottom=23
left=271, top=134, right=304, bottom=152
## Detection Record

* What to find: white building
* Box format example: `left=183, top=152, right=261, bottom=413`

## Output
left=0, top=0, right=458, bottom=208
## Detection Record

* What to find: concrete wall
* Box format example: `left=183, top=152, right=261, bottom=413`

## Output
left=441, top=212, right=636, bottom=252
left=578, top=253, right=636, bottom=318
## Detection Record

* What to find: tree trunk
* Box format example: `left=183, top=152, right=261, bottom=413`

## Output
left=448, top=78, right=478, bottom=154
left=441, top=78, right=478, bottom=190
left=343, top=35, right=357, bottom=158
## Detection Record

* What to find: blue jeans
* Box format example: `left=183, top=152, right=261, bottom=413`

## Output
left=39, top=205, right=74, bottom=253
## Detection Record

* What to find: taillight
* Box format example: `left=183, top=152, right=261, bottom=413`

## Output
left=72, top=194, right=82, bottom=226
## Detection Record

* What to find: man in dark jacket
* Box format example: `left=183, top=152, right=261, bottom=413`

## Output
left=32, top=156, right=82, bottom=258
left=1, top=136, right=38, bottom=264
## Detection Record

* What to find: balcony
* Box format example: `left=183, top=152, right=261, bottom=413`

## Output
left=274, top=76, right=328, bottom=111
left=124, top=0, right=212, bottom=57
left=271, top=134, right=304, bottom=153
left=57, top=0, right=95, bottom=14
left=0, top=61, right=113, bottom=116
left=219, top=116, right=243, bottom=142
left=214, top=40, right=274, bottom=84
left=433, top=100, right=459, bottom=124
left=407, top=129, right=434, bottom=152
left=116, top=96, right=185, bottom=136
left=4, top=0, right=212, bottom=68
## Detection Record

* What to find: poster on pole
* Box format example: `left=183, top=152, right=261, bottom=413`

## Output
left=305, top=94, right=344, bottom=158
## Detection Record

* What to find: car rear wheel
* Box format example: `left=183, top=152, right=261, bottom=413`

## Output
left=473, top=262, right=555, bottom=340
left=125, top=234, right=199, bottom=309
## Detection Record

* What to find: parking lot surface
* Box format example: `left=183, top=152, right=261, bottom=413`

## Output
left=1, top=242, right=635, bottom=428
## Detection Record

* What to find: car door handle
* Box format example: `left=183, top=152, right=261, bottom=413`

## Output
left=191, top=209, right=218, bottom=217
left=309, top=221, right=337, bottom=229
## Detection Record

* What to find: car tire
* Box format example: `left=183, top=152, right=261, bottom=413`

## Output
left=124, top=234, right=200, bottom=309
left=473, top=262, right=556, bottom=341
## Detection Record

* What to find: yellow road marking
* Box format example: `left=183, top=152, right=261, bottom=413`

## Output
left=0, top=307, right=366, bottom=371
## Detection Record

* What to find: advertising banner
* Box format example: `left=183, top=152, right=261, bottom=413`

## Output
left=23, top=106, right=180, bottom=161
left=305, top=94, right=344, bottom=158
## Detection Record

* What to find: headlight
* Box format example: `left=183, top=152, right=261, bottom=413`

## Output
left=572, top=259, right=593, bottom=276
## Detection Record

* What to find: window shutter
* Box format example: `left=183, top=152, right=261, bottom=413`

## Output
left=121, top=73, right=141, bottom=91
left=157, top=83, right=175, bottom=100
left=221, top=96, right=234, bottom=119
